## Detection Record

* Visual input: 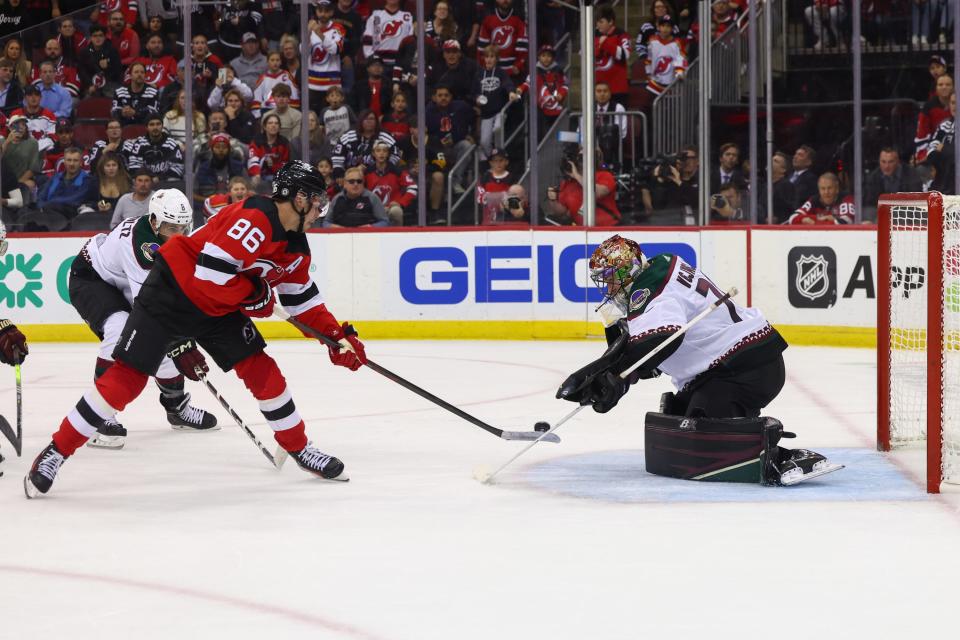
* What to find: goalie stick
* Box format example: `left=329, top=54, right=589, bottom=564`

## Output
left=274, top=308, right=560, bottom=443
left=195, top=367, right=287, bottom=470
left=475, top=287, right=740, bottom=485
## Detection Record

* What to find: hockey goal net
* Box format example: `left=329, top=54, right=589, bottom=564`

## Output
left=878, top=192, right=960, bottom=493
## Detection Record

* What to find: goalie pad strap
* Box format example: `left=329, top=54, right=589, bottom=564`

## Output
left=644, top=412, right=792, bottom=485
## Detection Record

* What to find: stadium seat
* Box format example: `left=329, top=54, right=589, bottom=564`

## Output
left=76, top=98, right=113, bottom=120
left=122, top=124, right=147, bottom=140
left=72, top=123, right=105, bottom=149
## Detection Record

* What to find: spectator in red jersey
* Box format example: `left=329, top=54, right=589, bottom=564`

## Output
left=788, top=172, right=856, bottom=225
left=32, top=39, right=81, bottom=98
left=477, top=146, right=515, bottom=223
left=544, top=146, right=621, bottom=226
left=916, top=74, right=953, bottom=162
left=41, top=119, right=76, bottom=177
left=513, top=44, right=569, bottom=140
left=106, top=9, right=140, bottom=66
left=57, top=18, right=88, bottom=65
left=381, top=91, right=413, bottom=146
left=92, top=0, right=137, bottom=29
left=364, top=139, right=415, bottom=226
left=248, top=112, right=291, bottom=192
left=594, top=3, right=632, bottom=107
left=131, top=34, right=177, bottom=90
left=78, top=24, right=123, bottom=97
left=710, top=0, right=739, bottom=40
left=477, top=0, right=529, bottom=83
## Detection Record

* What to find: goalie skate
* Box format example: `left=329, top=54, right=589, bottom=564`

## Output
left=87, top=417, right=127, bottom=449
left=778, top=449, right=844, bottom=486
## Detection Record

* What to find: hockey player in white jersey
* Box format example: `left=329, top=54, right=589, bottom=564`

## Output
left=557, top=235, right=842, bottom=486
left=67, top=189, right=218, bottom=449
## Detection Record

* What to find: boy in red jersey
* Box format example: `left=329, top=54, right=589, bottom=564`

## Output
left=25, top=161, right=366, bottom=498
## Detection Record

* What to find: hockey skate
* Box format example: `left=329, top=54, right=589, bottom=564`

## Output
left=292, top=442, right=348, bottom=481
left=162, top=392, right=219, bottom=432
left=778, top=449, right=844, bottom=486
left=87, top=417, right=128, bottom=449
left=24, top=442, right=68, bottom=498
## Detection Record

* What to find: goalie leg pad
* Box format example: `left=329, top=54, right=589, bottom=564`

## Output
left=644, top=412, right=795, bottom=484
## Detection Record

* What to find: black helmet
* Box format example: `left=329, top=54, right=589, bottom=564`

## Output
left=272, top=160, right=328, bottom=201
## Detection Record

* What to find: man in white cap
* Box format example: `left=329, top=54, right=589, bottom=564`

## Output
left=230, top=31, right=267, bottom=93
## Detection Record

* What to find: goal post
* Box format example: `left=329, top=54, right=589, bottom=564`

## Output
left=877, top=192, right=960, bottom=493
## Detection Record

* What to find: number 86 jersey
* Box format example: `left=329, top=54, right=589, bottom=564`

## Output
left=624, top=254, right=787, bottom=392
left=158, top=195, right=324, bottom=320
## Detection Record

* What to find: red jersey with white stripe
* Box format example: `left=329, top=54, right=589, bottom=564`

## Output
left=788, top=193, right=856, bottom=225
left=594, top=27, right=631, bottom=94
left=477, top=10, right=528, bottom=76
left=128, top=55, right=177, bottom=88
left=158, top=195, right=340, bottom=335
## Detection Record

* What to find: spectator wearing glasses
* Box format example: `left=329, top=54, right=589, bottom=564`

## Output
left=325, top=166, right=389, bottom=227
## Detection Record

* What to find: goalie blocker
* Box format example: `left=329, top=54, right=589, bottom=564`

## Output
left=644, top=411, right=843, bottom=486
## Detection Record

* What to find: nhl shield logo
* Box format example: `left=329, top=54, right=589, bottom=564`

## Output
left=787, top=246, right=838, bottom=309
left=795, top=254, right=828, bottom=301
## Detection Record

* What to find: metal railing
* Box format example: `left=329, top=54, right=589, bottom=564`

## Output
left=652, top=2, right=772, bottom=155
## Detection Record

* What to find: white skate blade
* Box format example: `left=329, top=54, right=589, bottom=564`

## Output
left=274, top=446, right=289, bottom=470
left=780, top=461, right=845, bottom=486
left=325, top=471, right=350, bottom=483
left=170, top=423, right=222, bottom=432
left=87, top=434, right=126, bottom=449
left=23, top=476, right=42, bottom=499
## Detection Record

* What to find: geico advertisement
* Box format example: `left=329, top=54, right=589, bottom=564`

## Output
left=751, top=229, right=878, bottom=327
left=376, top=230, right=701, bottom=320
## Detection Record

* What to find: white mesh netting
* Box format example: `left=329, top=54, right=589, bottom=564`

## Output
left=887, top=197, right=960, bottom=485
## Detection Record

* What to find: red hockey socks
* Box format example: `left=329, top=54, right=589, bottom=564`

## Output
left=233, top=351, right=308, bottom=452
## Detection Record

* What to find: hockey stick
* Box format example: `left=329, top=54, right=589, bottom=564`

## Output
left=195, top=367, right=283, bottom=470
left=476, top=287, right=740, bottom=485
left=274, top=308, right=560, bottom=443
left=0, top=415, right=18, bottom=456
left=14, top=356, right=22, bottom=455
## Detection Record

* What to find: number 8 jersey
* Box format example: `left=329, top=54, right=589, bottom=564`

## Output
left=624, top=254, right=787, bottom=391
left=158, top=195, right=335, bottom=331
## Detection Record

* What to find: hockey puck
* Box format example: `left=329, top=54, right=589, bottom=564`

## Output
left=534, top=421, right=550, bottom=432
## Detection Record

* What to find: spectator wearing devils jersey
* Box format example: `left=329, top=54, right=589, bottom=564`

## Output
left=514, top=44, right=568, bottom=139
left=125, top=115, right=185, bottom=181
left=915, top=74, right=953, bottom=162
left=309, top=0, right=346, bottom=105
left=594, top=4, right=632, bottom=106
left=364, top=141, right=415, bottom=226
left=248, top=113, right=291, bottom=191
left=252, top=52, right=300, bottom=116
left=26, top=162, right=364, bottom=495
left=477, top=0, right=529, bottom=81
left=41, top=120, right=77, bottom=177
left=112, top=62, right=160, bottom=125
left=635, top=0, right=679, bottom=60
left=380, top=92, right=413, bottom=145
left=31, top=40, right=81, bottom=98
left=106, top=10, right=141, bottom=66
left=362, top=0, right=414, bottom=67
left=477, top=147, right=513, bottom=224
left=331, top=109, right=400, bottom=175
left=92, top=0, right=138, bottom=28
left=218, top=1, right=263, bottom=58
left=10, top=86, right=57, bottom=152
left=644, top=16, right=686, bottom=98
left=130, top=34, right=177, bottom=89
left=788, top=173, right=855, bottom=225
left=79, top=24, right=123, bottom=97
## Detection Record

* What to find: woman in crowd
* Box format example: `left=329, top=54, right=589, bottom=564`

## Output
left=3, top=38, right=32, bottom=87
left=163, top=89, right=208, bottom=148
left=224, top=89, right=259, bottom=144
left=248, top=113, right=291, bottom=192
left=425, top=1, right=460, bottom=47
left=292, top=110, right=326, bottom=165
left=92, top=152, right=130, bottom=220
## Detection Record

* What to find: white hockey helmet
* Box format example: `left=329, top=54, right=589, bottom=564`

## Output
left=149, top=188, right=193, bottom=227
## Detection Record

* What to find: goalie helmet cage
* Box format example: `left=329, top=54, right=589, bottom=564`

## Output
left=877, top=192, right=960, bottom=493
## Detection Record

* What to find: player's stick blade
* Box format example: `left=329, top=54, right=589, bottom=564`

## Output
left=0, top=415, right=21, bottom=456
left=500, top=430, right=561, bottom=443
left=472, top=465, right=495, bottom=484
left=780, top=462, right=845, bottom=486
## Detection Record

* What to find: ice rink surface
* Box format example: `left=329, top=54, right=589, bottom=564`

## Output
left=0, top=340, right=956, bottom=639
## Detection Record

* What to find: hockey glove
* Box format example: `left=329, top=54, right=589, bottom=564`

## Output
left=327, top=322, right=367, bottom=371
left=168, top=340, right=209, bottom=381
left=241, top=277, right=275, bottom=318
left=556, top=370, right=599, bottom=405
left=588, top=371, right=630, bottom=414
left=0, top=319, right=28, bottom=366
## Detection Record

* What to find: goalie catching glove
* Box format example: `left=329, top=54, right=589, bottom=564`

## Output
left=326, top=322, right=367, bottom=371
left=168, top=340, right=210, bottom=381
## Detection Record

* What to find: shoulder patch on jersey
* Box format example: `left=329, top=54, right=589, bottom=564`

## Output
left=132, top=215, right=162, bottom=270
left=629, top=287, right=651, bottom=312
left=626, top=254, right=675, bottom=317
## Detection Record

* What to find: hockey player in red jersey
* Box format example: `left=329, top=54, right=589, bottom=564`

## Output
left=25, top=161, right=366, bottom=497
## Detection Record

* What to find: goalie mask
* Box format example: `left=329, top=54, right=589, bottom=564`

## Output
left=148, top=188, right=193, bottom=243
left=589, top=235, right=648, bottom=313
